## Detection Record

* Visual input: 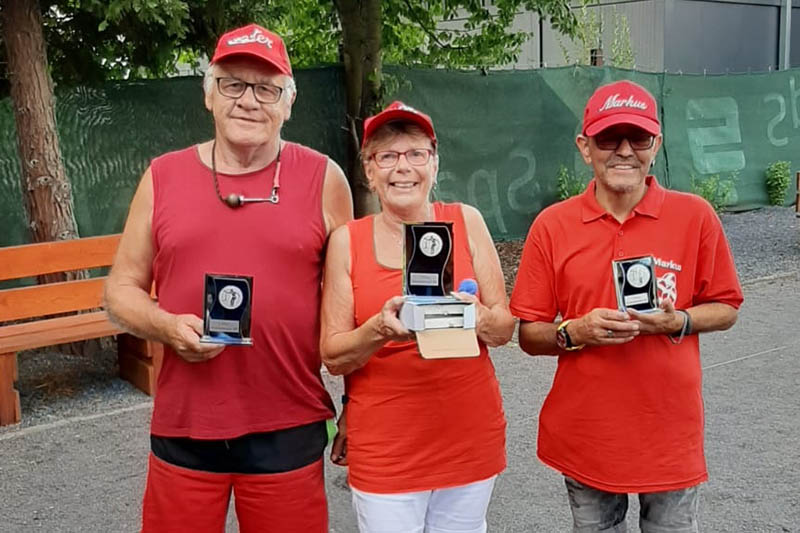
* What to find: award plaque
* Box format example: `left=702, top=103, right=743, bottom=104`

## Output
left=200, top=273, right=253, bottom=345
left=403, top=222, right=453, bottom=296
left=400, top=222, right=479, bottom=359
left=612, top=255, right=658, bottom=313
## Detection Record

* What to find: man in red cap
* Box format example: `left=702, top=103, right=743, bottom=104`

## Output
left=105, top=23, right=352, bottom=532
left=510, top=80, right=743, bottom=531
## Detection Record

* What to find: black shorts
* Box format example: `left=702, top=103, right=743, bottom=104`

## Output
left=151, top=420, right=327, bottom=474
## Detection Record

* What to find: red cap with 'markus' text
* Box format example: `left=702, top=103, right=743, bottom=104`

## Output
left=582, top=80, right=660, bottom=136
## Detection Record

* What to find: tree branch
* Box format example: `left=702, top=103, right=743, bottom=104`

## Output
left=401, top=0, right=466, bottom=51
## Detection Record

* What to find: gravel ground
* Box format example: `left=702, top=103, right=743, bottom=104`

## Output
left=2, top=206, right=798, bottom=432
left=718, top=206, right=800, bottom=282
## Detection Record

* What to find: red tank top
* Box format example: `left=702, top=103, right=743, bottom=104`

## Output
left=150, top=143, right=335, bottom=439
left=345, top=202, right=506, bottom=493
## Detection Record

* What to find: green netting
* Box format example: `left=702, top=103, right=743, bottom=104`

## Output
left=0, top=67, right=346, bottom=247
left=662, top=68, right=800, bottom=210
left=388, top=66, right=668, bottom=239
left=0, top=65, right=797, bottom=245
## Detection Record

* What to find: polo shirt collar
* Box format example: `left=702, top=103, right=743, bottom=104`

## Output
left=580, top=175, right=665, bottom=223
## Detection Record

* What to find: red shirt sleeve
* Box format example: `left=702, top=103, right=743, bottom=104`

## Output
left=692, top=204, right=744, bottom=309
left=510, top=217, right=559, bottom=323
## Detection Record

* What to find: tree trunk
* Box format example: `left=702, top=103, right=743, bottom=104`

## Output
left=2, top=0, right=81, bottom=255
left=335, top=0, right=382, bottom=217
left=3, top=0, right=94, bottom=355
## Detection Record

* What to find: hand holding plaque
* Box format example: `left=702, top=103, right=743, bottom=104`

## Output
left=399, top=222, right=479, bottom=359
left=200, top=273, right=254, bottom=345
left=612, top=256, right=658, bottom=313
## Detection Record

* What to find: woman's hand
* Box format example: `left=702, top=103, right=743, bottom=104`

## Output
left=330, top=412, right=348, bottom=466
left=374, top=295, right=414, bottom=343
left=450, top=290, right=487, bottom=326
left=450, top=282, right=514, bottom=348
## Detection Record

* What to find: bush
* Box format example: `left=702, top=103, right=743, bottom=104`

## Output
left=765, top=161, right=791, bottom=206
left=690, top=173, right=735, bottom=213
left=556, top=165, right=588, bottom=200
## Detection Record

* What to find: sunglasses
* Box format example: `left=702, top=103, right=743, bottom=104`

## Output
left=593, top=131, right=656, bottom=151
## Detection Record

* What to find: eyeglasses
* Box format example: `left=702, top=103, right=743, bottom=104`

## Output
left=216, top=77, right=284, bottom=104
left=370, top=149, right=434, bottom=168
left=593, top=131, right=656, bottom=151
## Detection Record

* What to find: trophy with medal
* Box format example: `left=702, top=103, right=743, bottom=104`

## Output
left=398, top=222, right=479, bottom=358
left=612, top=256, right=658, bottom=313
left=200, top=273, right=254, bottom=345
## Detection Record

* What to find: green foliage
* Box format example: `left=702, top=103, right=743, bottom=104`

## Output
left=690, top=173, right=736, bottom=213
left=764, top=161, right=791, bottom=206
left=610, top=10, right=634, bottom=69
left=41, top=0, right=193, bottom=84
left=22, top=0, right=341, bottom=85
left=383, top=0, right=577, bottom=68
left=558, top=4, right=600, bottom=66
left=261, top=0, right=340, bottom=69
left=7, top=0, right=578, bottom=87
left=556, top=165, right=588, bottom=200
left=558, top=5, right=635, bottom=68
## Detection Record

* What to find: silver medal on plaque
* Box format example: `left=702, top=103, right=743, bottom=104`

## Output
left=200, top=273, right=254, bottom=345
left=612, top=255, right=658, bottom=313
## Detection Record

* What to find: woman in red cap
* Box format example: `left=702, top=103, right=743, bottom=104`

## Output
left=320, top=101, right=513, bottom=532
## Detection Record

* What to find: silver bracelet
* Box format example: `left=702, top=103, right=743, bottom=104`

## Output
left=668, top=310, right=690, bottom=344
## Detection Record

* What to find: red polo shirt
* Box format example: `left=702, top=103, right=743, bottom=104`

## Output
left=510, top=176, right=743, bottom=493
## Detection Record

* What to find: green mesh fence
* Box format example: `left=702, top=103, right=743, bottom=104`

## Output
left=662, top=68, right=800, bottom=210
left=390, top=66, right=668, bottom=240
left=0, top=67, right=346, bottom=247
left=0, top=65, right=797, bottom=245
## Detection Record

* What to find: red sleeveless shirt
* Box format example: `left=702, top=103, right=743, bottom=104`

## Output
left=150, top=143, right=334, bottom=439
left=345, top=202, right=507, bottom=493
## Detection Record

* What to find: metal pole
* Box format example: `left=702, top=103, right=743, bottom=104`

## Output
left=780, top=0, right=793, bottom=69
left=538, top=11, right=544, bottom=68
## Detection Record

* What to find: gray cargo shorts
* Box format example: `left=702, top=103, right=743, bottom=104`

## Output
left=564, top=476, right=701, bottom=533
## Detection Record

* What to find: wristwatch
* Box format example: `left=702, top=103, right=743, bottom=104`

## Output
left=556, top=319, right=585, bottom=351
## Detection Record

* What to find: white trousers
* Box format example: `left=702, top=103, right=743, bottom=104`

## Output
left=350, top=476, right=497, bottom=533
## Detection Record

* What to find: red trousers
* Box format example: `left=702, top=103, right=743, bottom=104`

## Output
left=141, top=453, right=328, bottom=532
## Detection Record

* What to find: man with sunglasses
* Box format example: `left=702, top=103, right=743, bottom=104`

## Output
left=511, top=80, right=743, bottom=532
left=105, top=23, right=352, bottom=532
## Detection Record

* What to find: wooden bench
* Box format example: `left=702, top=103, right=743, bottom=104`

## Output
left=0, top=234, right=162, bottom=426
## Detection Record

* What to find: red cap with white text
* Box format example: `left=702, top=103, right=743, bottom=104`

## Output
left=362, top=101, right=437, bottom=149
left=582, top=80, right=660, bottom=136
left=211, top=23, right=292, bottom=77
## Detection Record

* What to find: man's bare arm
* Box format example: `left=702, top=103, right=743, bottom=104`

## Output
left=104, top=167, right=223, bottom=362
left=322, top=159, right=354, bottom=236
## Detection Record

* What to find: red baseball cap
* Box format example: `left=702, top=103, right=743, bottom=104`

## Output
left=362, top=101, right=437, bottom=149
left=211, top=24, right=292, bottom=77
left=582, top=80, right=660, bottom=136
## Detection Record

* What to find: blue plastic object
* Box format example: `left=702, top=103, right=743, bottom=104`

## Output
left=457, top=278, right=478, bottom=295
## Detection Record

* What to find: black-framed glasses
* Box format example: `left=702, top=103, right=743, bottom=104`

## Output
left=593, top=131, right=656, bottom=151
left=216, top=77, right=284, bottom=104
left=370, top=149, right=434, bottom=168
